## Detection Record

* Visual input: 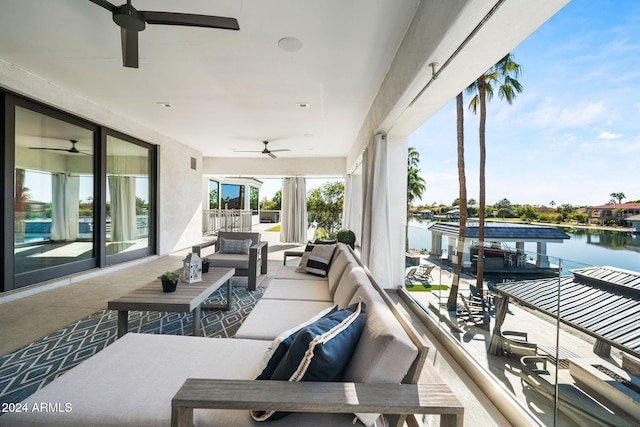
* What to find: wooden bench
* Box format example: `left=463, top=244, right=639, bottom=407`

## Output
left=171, top=379, right=464, bottom=427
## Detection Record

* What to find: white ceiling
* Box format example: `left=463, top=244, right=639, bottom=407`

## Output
left=0, top=0, right=420, bottom=158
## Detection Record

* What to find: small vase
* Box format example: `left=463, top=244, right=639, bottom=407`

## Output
left=202, top=262, right=210, bottom=273
left=161, top=278, right=178, bottom=293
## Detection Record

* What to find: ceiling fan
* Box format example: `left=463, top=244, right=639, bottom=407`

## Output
left=233, top=141, right=291, bottom=158
left=88, top=0, right=240, bottom=68
left=29, top=140, right=92, bottom=156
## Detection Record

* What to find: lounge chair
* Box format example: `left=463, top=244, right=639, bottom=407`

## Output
left=404, top=266, right=419, bottom=287
left=457, top=294, right=490, bottom=330
left=469, top=284, right=493, bottom=312
left=416, top=263, right=435, bottom=282
left=501, top=330, right=537, bottom=358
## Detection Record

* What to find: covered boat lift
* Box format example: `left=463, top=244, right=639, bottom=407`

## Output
left=428, top=221, right=570, bottom=274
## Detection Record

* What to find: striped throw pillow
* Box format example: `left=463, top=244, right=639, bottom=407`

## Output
left=305, top=244, right=336, bottom=277
left=251, top=299, right=366, bottom=422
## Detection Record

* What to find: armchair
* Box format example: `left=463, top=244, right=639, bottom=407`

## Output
left=207, top=232, right=267, bottom=291
left=502, top=330, right=537, bottom=358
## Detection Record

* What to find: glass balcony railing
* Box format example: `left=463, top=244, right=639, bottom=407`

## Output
left=406, top=220, right=640, bottom=426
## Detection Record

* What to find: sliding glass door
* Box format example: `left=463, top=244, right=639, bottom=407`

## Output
left=105, top=135, right=152, bottom=260
left=14, top=105, right=96, bottom=281
left=4, top=93, right=157, bottom=291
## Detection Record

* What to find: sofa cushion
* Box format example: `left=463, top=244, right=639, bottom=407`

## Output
left=261, top=278, right=333, bottom=302
left=274, top=264, right=329, bottom=281
left=332, top=264, right=368, bottom=307
left=207, top=253, right=249, bottom=269
left=342, top=284, right=419, bottom=427
left=255, top=305, right=337, bottom=380
left=234, top=299, right=334, bottom=341
left=327, top=247, right=351, bottom=293
left=251, top=300, right=366, bottom=422
left=0, top=333, right=272, bottom=427
left=219, top=237, right=253, bottom=254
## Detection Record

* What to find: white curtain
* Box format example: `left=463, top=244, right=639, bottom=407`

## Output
left=66, top=175, right=79, bottom=241
left=108, top=175, right=137, bottom=241
left=50, top=173, right=69, bottom=241
left=280, top=176, right=308, bottom=243
left=342, top=172, right=362, bottom=246
left=361, top=133, right=392, bottom=286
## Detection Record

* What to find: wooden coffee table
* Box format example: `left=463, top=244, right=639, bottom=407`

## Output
left=108, top=267, right=235, bottom=338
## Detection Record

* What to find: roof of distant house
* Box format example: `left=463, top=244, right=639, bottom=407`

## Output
left=590, top=202, right=640, bottom=210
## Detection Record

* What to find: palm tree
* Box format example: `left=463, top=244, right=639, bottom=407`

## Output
left=447, top=92, right=467, bottom=310
left=609, top=192, right=626, bottom=204
left=407, top=148, right=426, bottom=251
left=466, top=53, right=523, bottom=293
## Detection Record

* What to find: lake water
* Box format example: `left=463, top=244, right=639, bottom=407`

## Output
left=408, top=220, right=640, bottom=274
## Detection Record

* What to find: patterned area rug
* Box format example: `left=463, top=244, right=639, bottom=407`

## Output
left=0, top=285, right=264, bottom=407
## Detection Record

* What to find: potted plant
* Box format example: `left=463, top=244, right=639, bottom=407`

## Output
left=202, top=257, right=211, bottom=273
left=336, top=229, right=356, bottom=249
left=159, top=271, right=179, bottom=293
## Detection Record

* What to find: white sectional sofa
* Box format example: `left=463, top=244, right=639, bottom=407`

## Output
left=0, top=243, right=463, bottom=427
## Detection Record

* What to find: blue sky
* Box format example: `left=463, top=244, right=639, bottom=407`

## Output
left=409, top=0, right=640, bottom=207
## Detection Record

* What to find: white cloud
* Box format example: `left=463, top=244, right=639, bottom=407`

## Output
left=597, top=131, right=623, bottom=139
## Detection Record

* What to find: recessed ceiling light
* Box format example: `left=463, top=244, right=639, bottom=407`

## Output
left=156, top=102, right=173, bottom=108
left=297, top=102, right=310, bottom=109
left=278, top=37, right=302, bottom=52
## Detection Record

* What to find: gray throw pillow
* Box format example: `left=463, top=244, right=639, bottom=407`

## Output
left=218, top=238, right=252, bottom=254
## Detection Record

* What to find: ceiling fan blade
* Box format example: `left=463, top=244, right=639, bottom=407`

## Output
left=29, top=147, right=69, bottom=152
left=88, top=0, right=116, bottom=12
left=121, top=28, right=139, bottom=68
left=268, top=149, right=291, bottom=153
left=140, top=11, right=239, bottom=30
left=232, top=150, right=262, bottom=153
left=267, top=152, right=277, bottom=159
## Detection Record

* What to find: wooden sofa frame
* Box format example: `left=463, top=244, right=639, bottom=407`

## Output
left=171, top=246, right=464, bottom=427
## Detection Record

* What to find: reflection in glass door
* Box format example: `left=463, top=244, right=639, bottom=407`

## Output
left=106, top=135, right=150, bottom=256
left=14, top=106, right=95, bottom=275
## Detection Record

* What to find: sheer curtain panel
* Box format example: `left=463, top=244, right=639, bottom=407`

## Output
left=280, top=177, right=308, bottom=243
left=361, top=134, right=392, bottom=287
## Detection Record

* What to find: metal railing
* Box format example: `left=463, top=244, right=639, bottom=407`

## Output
left=202, top=209, right=252, bottom=236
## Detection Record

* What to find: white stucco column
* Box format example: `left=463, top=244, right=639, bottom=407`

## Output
left=431, top=231, right=443, bottom=256
left=447, top=236, right=455, bottom=262
left=536, top=241, right=550, bottom=268
left=462, top=238, right=472, bottom=268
